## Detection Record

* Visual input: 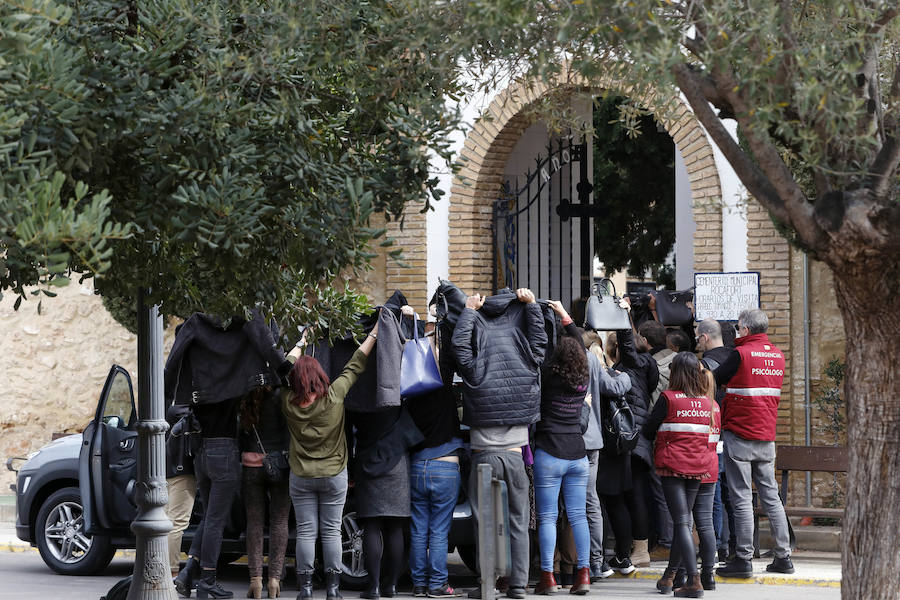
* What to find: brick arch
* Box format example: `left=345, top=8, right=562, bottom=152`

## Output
left=448, top=74, right=723, bottom=294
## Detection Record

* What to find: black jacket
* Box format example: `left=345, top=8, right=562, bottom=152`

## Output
left=451, top=291, right=548, bottom=427
left=613, top=327, right=660, bottom=466
left=164, top=311, right=289, bottom=406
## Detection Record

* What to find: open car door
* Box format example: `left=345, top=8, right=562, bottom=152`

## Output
left=79, top=365, right=138, bottom=537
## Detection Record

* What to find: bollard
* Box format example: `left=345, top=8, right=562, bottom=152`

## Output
left=477, top=464, right=496, bottom=600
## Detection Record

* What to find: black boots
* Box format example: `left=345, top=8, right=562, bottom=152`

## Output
left=326, top=570, right=343, bottom=600
left=296, top=571, right=313, bottom=600
left=196, top=568, right=234, bottom=599
left=174, top=556, right=200, bottom=598
left=700, top=569, right=716, bottom=591
left=715, top=557, right=753, bottom=578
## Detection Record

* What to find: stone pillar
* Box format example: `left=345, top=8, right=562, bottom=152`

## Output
left=127, top=290, right=176, bottom=600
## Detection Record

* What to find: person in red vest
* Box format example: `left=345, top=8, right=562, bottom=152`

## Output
left=712, top=309, right=793, bottom=578
left=642, top=352, right=716, bottom=598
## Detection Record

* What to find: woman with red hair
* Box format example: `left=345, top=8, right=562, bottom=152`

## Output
left=283, top=321, right=379, bottom=600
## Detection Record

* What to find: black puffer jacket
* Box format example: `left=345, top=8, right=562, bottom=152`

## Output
left=613, top=327, right=660, bottom=467
left=451, top=291, right=548, bottom=427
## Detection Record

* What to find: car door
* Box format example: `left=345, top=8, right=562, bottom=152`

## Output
left=79, top=365, right=138, bottom=537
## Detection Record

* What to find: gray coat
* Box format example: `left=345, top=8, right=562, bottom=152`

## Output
left=582, top=352, right=633, bottom=451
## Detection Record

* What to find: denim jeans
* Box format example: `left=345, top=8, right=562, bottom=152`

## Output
left=584, top=450, right=604, bottom=565
left=289, top=469, right=348, bottom=573
left=468, top=450, right=530, bottom=589
left=409, top=459, right=461, bottom=588
left=189, top=438, right=241, bottom=569
left=533, top=449, right=590, bottom=571
left=723, top=431, right=791, bottom=560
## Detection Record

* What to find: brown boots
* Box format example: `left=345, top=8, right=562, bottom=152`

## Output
left=673, top=573, right=704, bottom=598
left=656, top=568, right=678, bottom=594
left=569, top=567, right=590, bottom=595
left=534, top=572, right=558, bottom=595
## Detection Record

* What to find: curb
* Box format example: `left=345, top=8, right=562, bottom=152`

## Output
left=617, top=568, right=840, bottom=588
left=0, top=538, right=136, bottom=560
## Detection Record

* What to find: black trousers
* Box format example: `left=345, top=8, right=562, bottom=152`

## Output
left=189, top=438, right=241, bottom=569
left=661, top=476, right=701, bottom=575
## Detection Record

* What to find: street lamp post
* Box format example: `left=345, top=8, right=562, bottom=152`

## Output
left=127, top=289, right=177, bottom=600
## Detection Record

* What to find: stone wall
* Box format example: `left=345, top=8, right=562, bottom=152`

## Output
left=0, top=282, right=176, bottom=491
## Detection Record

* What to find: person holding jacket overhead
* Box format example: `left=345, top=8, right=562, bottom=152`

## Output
left=532, top=301, right=593, bottom=595
left=282, top=320, right=379, bottom=600
left=452, top=287, right=548, bottom=600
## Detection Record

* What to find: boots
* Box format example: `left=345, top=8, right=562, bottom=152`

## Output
left=267, top=578, right=281, bottom=598
left=326, top=570, right=343, bottom=600
left=248, top=576, right=263, bottom=599
left=673, top=573, right=704, bottom=598
left=534, top=571, right=557, bottom=595
left=700, top=570, right=715, bottom=591
left=569, top=567, right=590, bottom=595
left=174, top=556, right=200, bottom=598
left=296, top=571, right=313, bottom=600
left=197, top=568, right=235, bottom=599
left=673, top=568, right=687, bottom=590
left=656, top=568, right=678, bottom=594
left=360, top=579, right=379, bottom=600
left=631, top=539, right=651, bottom=567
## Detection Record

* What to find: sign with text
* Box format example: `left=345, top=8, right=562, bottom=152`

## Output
left=694, top=272, right=760, bottom=321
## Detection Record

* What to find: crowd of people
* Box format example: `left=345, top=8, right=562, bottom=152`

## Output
left=161, top=287, right=793, bottom=600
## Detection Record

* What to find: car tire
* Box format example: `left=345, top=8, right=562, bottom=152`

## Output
left=340, top=511, right=368, bottom=590
left=457, top=545, right=479, bottom=575
left=35, top=487, right=115, bottom=575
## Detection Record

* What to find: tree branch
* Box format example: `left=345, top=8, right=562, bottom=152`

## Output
left=866, top=115, right=900, bottom=198
left=672, top=62, right=826, bottom=252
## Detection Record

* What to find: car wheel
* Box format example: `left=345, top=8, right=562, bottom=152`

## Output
left=340, top=511, right=368, bottom=590
left=35, top=487, right=115, bottom=575
left=456, top=545, right=479, bottom=575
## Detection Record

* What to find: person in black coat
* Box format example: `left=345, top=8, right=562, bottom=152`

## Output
left=596, top=299, right=660, bottom=573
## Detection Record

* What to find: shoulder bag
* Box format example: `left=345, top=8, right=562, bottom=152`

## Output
left=601, top=395, right=640, bottom=455
left=400, top=313, right=444, bottom=398
left=653, top=289, right=694, bottom=326
left=584, top=279, right=631, bottom=331
left=253, top=426, right=289, bottom=483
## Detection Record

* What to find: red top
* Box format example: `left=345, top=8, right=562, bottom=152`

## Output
left=722, top=333, right=784, bottom=441
left=654, top=390, right=714, bottom=479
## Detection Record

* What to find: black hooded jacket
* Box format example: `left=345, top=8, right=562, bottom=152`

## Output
left=451, top=290, right=548, bottom=427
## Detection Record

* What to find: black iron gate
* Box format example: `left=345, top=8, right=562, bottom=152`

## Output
left=492, top=136, right=595, bottom=307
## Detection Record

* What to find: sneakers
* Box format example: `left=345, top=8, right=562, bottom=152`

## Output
left=427, top=585, right=459, bottom=598
left=608, top=556, right=635, bottom=575
left=467, top=586, right=498, bottom=599
left=414, top=587, right=428, bottom=598
left=766, top=556, right=795, bottom=574
left=590, top=561, right=613, bottom=581
left=715, top=557, right=753, bottom=579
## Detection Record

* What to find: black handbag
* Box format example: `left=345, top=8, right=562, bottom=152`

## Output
left=653, top=289, right=694, bottom=326
left=601, top=395, right=640, bottom=455
left=254, top=426, right=290, bottom=483
left=584, top=279, right=631, bottom=331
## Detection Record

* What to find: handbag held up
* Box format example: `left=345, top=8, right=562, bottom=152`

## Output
left=400, top=313, right=443, bottom=398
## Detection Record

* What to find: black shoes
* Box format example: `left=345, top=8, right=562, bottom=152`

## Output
left=296, top=571, right=313, bottom=600
left=174, top=556, right=200, bottom=598
left=700, top=570, right=716, bottom=591
left=505, top=587, right=526, bottom=599
left=427, top=584, right=460, bottom=598
left=414, top=587, right=428, bottom=598
left=672, top=567, right=687, bottom=590
left=766, top=556, right=795, bottom=574
left=715, top=557, right=753, bottom=578
left=196, top=569, right=234, bottom=599
left=325, top=570, right=343, bottom=600
left=608, top=556, right=635, bottom=575
left=360, top=583, right=380, bottom=600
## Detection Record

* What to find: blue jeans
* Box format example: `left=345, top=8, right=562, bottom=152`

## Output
left=533, top=449, right=590, bottom=571
left=410, top=459, right=460, bottom=588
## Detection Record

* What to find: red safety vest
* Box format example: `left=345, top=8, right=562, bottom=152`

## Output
left=654, top=390, right=714, bottom=478
left=703, top=401, right=722, bottom=483
left=722, top=333, right=784, bottom=441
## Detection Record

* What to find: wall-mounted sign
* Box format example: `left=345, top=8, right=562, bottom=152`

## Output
left=693, top=272, right=760, bottom=321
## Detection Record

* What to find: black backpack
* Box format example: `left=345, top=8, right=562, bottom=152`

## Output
left=601, top=395, right=640, bottom=455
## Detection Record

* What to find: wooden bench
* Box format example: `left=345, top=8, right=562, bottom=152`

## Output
left=751, top=445, right=847, bottom=553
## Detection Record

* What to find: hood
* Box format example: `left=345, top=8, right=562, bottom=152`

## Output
left=481, top=288, right=518, bottom=317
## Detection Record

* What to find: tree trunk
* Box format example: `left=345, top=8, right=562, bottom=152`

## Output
left=833, top=261, right=900, bottom=600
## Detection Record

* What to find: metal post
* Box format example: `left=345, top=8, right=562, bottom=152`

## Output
left=127, top=289, right=176, bottom=600
left=477, top=464, right=496, bottom=600
left=802, top=253, right=812, bottom=505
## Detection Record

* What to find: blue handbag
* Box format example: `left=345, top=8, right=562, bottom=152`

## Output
left=400, top=314, right=443, bottom=398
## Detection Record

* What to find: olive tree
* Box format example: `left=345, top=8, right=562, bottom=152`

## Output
left=453, top=1, right=899, bottom=597
left=3, top=1, right=463, bottom=597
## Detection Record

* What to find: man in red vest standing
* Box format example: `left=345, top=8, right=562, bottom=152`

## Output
left=712, top=309, right=794, bottom=578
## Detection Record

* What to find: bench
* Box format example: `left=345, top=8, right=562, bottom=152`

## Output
left=751, top=445, right=847, bottom=553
